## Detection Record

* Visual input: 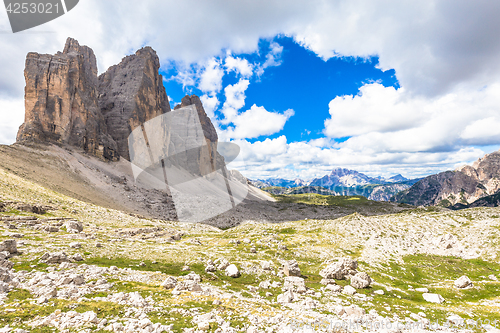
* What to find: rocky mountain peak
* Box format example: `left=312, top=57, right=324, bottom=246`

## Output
left=61, top=37, right=97, bottom=79
left=175, top=95, right=218, bottom=144
left=98, top=44, right=170, bottom=160
left=394, top=149, right=500, bottom=207
left=17, top=38, right=225, bottom=165
left=17, top=37, right=104, bottom=156
left=388, top=174, right=407, bottom=182
left=16, top=38, right=219, bottom=165
left=134, top=46, right=158, bottom=58
left=310, top=168, right=374, bottom=187
left=330, top=168, right=350, bottom=175
left=63, top=37, right=83, bottom=54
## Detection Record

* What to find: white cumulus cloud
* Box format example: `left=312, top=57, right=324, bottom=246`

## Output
left=223, top=106, right=294, bottom=140
left=324, top=84, right=425, bottom=138
left=224, top=56, right=253, bottom=77
left=324, top=83, right=500, bottom=154
left=461, top=117, right=500, bottom=145
left=198, top=58, right=224, bottom=94
left=220, top=79, right=250, bottom=123
left=199, top=94, right=219, bottom=119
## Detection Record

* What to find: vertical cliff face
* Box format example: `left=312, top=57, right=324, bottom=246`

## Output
left=393, top=150, right=500, bottom=207
left=17, top=38, right=219, bottom=170
left=175, top=95, right=218, bottom=144
left=174, top=95, right=219, bottom=174
left=98, top=47, right=171, bottom=160
left=17, top=37, right=113, bottom=156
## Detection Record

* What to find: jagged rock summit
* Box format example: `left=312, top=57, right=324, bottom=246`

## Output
left=98, top=46, right=171, bottom=160
left=17, top=37, right=111, bottom=157
left=16, top=37, right=209, bottom=163
left=393, top=150, right=500, bottom=207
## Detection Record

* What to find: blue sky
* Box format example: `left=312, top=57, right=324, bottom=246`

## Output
left=158, top=35, right=499, bottom=180
left=164, top=37, right=399, bottom=144
left=1, top=1, right=500, bottom=181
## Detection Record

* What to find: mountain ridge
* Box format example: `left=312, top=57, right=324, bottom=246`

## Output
left=250, top=168, right=416, bottom=201
left=252, top=168, right=410, bottom=189
left=393, top=150, right=500, bottom=207
left=16, top=37, right=217, bottom=167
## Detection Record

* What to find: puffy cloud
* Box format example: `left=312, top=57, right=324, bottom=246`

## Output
left=324, top=83, right=500, bottom=153
left=461, top=117, right=500, bottom=145
left=324, top=84, right=425, bottom=138
left=237, top=136, right=289, bottom=160
left=256, top=41, right=284, bottom=76
left=169, top=66, right=197, bottom=90
left=215, top=77, right=293, bottom=140
left=198, top=58, right=224, bottom=94
left=199, top=94, right=219, bottom=119
left=220, top=79, right=250, bottom=123
left=223, top=105, right=294, bottom=140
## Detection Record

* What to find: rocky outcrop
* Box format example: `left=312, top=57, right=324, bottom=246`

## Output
left=392, top=171, right=479, bottom=206
left=368, top=184, right=411, bottom=201
left=350, top=272, right=372, bottom=289
left=393, top=150, right=500, bottom=207
left=459, top=151, right=500, bottom=193
left=17, top=38, right=117, bottom=159
left=450, top=190, right=500, bottom=210
left=320, top=258, right=358, bottom=280
left=175, top=95, right=217, bottom=145
left=98, top=47, right=171, bottom=160
left=310, top=168, right=378, bottom=188
left=17, top=38, right=220, bottom=168
left=283, top=260, right=301, bottom=277
left=173, top=95, right=219, bottom=174
left=454, top=275, right=472, bottom=289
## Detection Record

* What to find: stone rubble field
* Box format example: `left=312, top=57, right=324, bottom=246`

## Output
left=1, top=168, right=500, bottom=332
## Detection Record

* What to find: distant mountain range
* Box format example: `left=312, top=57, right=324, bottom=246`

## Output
left=251, top=149, right=500, bottom=209
left=250, top=178, right=308, bottom=189
left=250, top=168, right=420, bottom=201
left=309, top=168, right=410, bottom=187
left=393, top=150, right=500, bottom=208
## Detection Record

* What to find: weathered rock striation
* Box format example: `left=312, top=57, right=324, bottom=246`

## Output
left=393, top=150, right=500, bottom=207
left=98, top=47, right=171, bottom=160
left=173, top=95, right=220, bottom=175
left=17, top=38, right=217, bottom=166
left=174, top=95, right=217, bottom=145
left=17, top=38, right=116, bottom=158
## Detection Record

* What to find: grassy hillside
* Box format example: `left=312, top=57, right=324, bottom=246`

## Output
left=1, top=165, right=500, bottom=332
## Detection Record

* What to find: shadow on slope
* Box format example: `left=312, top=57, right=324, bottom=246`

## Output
left=0, top=143, right=411, bottom=228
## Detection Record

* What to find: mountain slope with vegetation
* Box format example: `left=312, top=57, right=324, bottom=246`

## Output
left=1, top=164, right=500, bottom=332
left=253, top=170, right=419, bottom=202
left=394, top=150, right=500, bottom=207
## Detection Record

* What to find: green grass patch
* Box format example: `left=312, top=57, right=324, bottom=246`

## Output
left=112, top=280, right=159, bottom=296
left=365, top=254, right=500, bottom=324
left=84, top=256, right=191, bottom=277
left=0, top=297, right=125, bottom=329
left=4, top=288, right=32, bottom=303
left=11, top=259, right=48, bottom=272
left=277, top=227, right=296, bottom=235
left=401, top=254, right=500, bottom=282
left=272, top=194, right=371, bottom=206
